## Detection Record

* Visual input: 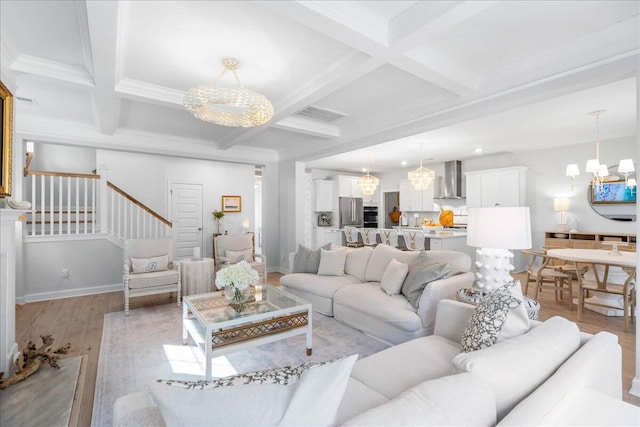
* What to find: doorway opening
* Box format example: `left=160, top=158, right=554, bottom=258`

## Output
left=254, top=166, right=263, bottom=254
left=383, top=191, right=400, bottom=228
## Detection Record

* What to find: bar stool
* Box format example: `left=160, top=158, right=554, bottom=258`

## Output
left=343, top=226, right=363, bottom=247
left=403, top=230, right=425, bottom=251
left=359, top=228, right=378, bottom=247
left=378, top=228, right=399, bottom=248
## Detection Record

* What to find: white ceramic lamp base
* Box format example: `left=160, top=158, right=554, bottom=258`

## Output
left=474, top=248, right=515, bottom=292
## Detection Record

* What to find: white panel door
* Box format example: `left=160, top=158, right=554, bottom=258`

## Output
left=170, top=183, right=203, bottom=260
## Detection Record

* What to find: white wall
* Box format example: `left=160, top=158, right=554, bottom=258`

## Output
left=97, top=150, right=256, bottom=259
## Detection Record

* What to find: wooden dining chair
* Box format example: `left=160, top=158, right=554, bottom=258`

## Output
left=576, top=262, right=636, bottom=332
left=522, top=249, right=573, bottom=309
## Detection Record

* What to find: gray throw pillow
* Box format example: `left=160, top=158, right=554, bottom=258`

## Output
left=292, top=243, right=332, bottom=273
left=401, top=251, right=451, bottom=309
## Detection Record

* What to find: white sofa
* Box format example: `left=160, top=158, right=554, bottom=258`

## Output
left=281, top=244, right=475, bottom=344
left=112, top=299, right=634, bottom=426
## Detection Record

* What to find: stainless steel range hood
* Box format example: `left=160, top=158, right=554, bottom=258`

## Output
left=435, top=160, right=464, bottom=199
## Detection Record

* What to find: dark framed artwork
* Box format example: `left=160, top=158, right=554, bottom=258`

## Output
left=0, top=80, right=13, bottom=198
left=222, top=195, right=241, bottom=212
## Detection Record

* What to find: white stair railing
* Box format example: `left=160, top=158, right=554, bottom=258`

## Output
left=24, top=170, right=172, bottom=241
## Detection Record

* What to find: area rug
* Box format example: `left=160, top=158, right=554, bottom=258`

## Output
left=91, top=304, right=389, bottom=426
left=1, top=356, right=83, bottom=427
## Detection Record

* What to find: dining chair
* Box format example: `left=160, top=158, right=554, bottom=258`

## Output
left=343, top=226, right=363, bottom=248
left=402, top=230, right=425, bottom=251
left=522, top=249, right=573, bottom=309
left=576, top=262, right=636, bottom=332
left=378, top=228, right=399, bottom=248
left=359, top=228, right=378, bottom=247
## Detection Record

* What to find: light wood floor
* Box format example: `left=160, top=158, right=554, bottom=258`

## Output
left=14, top=271, right=639, bottom=426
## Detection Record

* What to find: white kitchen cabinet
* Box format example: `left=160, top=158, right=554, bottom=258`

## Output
left=314, top=180, right=333, bottom=212
left=399, top=179, right=434, bottom=211
left=465, top=166, right=527, bottom=208
left=314, top=227, right=342, bottom=248
left=334, top=175, right=361, bottom=198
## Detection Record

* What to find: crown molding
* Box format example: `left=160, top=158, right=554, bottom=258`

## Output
left=272, top=116, right=340, bottom=138
left=11, top=55, right=94, bottom=87
left=74, top=0, right=95, bottom=79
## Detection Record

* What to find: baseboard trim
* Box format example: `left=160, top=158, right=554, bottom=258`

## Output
left=630, top=376, right=640, bottom=398
left=16, top=283, right=122, bottom=304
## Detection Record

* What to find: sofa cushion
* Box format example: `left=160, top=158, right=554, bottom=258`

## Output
left=350, top=335, right=460, bottom=400
left=280, top=273, right=360, bottom=299
left=149, top=354, right=357, bottom=427
left=342, top=373, right=496, bottom=427
left=401, top=252, right=451, bottom=309
left=380, top=259, right=408, bottom=296
left=335, top=378, right=390, bottom=425
left=453, top=316, right=581, bottom=421
left=334, top=283, right=422, bottom=333
left=128, top=269, right=179, bottom=289
left=423, top=250, right=471, bottom=275
left=131, top=255, right=169, bottom=273
left=318, top=247, right=348, bottom=276
left=460, top=282, right=522, bottom=352
left=292, top=243, right=331, bottom=273
left=344, top=247, right=373, bottom=282
left=364, top=244, right=420, bottom=282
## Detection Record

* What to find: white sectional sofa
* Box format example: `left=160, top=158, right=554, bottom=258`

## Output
left=113, top=299, right=635, bottom=426
left=281, top=244, right=475, bottom=344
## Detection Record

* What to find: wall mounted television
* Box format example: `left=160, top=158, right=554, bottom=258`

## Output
left=590, top=180, right=636, bottom=204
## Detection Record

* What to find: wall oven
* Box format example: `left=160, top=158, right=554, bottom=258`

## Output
left=363, top=206, right=378, bottom=228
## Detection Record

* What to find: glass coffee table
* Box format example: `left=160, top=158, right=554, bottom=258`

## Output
left=182, top=285, right=312, bottom=379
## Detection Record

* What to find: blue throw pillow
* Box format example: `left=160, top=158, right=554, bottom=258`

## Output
left=401, top=251, right=451, bottom=308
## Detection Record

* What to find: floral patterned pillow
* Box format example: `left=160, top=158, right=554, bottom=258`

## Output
left=460, top=282, right=522, bottom=353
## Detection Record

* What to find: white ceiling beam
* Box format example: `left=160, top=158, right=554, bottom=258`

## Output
left=73, top=0, right=95, bottom=80
left=272, top=116, right=340, bottom=138
left=11, top=55, right=94, bottom=87
left=115, top=78, right=183, bottom=108
left=85, top=0, right=121, bottom=135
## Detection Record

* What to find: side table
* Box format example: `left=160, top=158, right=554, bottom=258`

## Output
left=455, top=287, right=540, bottom=320
left=181, top=257, right=215, bottom=296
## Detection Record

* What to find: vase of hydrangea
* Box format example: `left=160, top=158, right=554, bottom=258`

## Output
left=215, top=260, right=259, bottom=312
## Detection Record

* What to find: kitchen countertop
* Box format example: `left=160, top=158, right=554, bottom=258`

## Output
left=394, top=226, right=467, bottom=239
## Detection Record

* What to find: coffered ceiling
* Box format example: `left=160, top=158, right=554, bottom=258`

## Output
left=1, top=1, right=638, bottom=172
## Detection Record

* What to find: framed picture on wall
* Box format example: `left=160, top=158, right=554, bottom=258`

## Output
left=222, top=195, right=241, bottom=212
left=0, top=80, right=14, bottom=198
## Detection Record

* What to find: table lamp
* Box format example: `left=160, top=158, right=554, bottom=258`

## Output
left=553, top=198, right=569, bottom=232
left=467, top=207, right=532, bottom=292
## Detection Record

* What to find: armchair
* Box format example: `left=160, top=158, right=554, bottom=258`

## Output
left=123, top=238, right=181, bottom=315
left=213, top=233, right=266, bottom=284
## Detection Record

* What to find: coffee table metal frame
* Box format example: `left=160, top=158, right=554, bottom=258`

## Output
left=182, top=285, right=313, bottom=379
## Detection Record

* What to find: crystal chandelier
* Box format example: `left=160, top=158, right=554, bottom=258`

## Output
left=358, top=155, right=379, bottom=196
left=408, top=142, right=435, bottom=190
left=183, top=58, right=274, bottom=127
left=565, top=110, right=634, bottom=191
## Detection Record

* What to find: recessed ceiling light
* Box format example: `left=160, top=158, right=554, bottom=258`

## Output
left=474, top=148, right=483, bottom=153
left=401, top=161, right=407, bottom=166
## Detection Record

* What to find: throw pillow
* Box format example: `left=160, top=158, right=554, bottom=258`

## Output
left=460, top=282, right=522, bottom=353
left=131, top=255, right=169, bottom=273
left=317, top=247, right=348, bottom=276
left=380, top=258, right=409, bottom=296
left=149, top=355, right=357, bottom=427
left=292, top=243, right=331, bottom=273
left=226, top=249, right=254, bottom=263
left=401, top=252, right=451, bottom=308
left=499, top=280, right=531, bottom=340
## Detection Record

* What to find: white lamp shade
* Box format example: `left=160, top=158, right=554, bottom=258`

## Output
left=565, top=164, right=579, bottom=177
left=585, top=159, right=600, bottom=173
left=627, top=178, right=637, bottom=187
left=598, top=164, right=609, bottom=177
left=467, top=207, right=532, bottom=250
left=25, top=141, right=34, bottom=154
left=618, top=159, right=635, bottom=174
left=553, top=198, right=569, bottom=211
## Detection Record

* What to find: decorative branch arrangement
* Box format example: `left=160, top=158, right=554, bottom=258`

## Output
left=0, top=335, right=71, bottom=389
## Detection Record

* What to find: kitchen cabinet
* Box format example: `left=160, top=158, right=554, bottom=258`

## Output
left=465, top=166, right=526, bottom=208
left=334, top=175, right=361, bottom=198
left=314, top=180, right=333, bottom=212
left=399, top=179, right=434, bottom=211
left=314, top=227, right=343, bottom=248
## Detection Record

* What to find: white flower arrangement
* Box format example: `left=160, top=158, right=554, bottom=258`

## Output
left=215, top=260, right=259, bottom=291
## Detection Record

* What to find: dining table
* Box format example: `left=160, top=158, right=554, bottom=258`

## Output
left=546, top=248, right=636, bottom=323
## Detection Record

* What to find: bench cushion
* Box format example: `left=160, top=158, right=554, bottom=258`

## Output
left=128, top=269, right=179, bottom=289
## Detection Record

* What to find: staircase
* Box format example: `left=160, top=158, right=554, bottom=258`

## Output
left=24, top=168, right=171, bottom=246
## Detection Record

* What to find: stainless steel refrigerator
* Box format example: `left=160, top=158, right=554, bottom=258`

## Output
left=339, top=197, right=363, bottom=228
